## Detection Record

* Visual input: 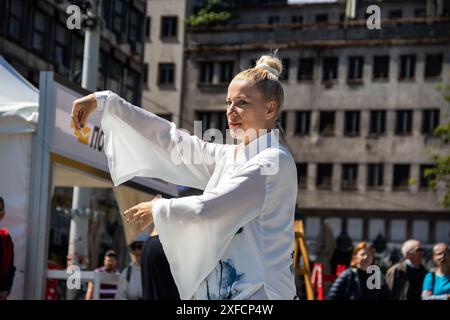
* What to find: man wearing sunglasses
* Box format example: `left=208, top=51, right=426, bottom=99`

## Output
left=386, top=239, right=427, bottom=300
left=115, top=234, right=148, bottom=300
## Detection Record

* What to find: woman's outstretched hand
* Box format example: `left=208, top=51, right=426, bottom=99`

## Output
left=123, top=195, right=162, bottom=230
left=71, top=93, right=97, bottom=130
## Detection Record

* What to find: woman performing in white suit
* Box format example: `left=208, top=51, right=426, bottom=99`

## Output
left=71, top=54, right=298, bottom=300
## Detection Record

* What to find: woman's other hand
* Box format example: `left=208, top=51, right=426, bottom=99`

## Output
left=123, top=195, right=162, bottom=230
left=71, top=93, right=97, bottom=130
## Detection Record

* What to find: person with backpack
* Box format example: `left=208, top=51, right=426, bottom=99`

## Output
left=422, top=242, right=450, bottom=300
left=115, top=234, right=148, bottom=300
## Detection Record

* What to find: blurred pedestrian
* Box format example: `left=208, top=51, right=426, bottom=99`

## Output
left=141, top=226, right=180, bottom=300
left=115, top=234, right=147, bottom=300
left=422, top=243, right=450, bottom=300
left=85, top=250, right=120, bottom=300
left=327, top=242, right=391, bottom=300
left=385, top=239, right=427, bottom=300
left=0, top=196, right=15, bottom=300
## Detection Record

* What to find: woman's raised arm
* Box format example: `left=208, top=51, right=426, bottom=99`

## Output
left=71, top=91, right=224, bottom=189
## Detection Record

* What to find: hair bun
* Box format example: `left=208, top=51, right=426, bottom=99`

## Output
left=255, top=55, right=283, bottom=79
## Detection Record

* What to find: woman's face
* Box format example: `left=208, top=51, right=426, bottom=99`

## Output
left=355, top=248, right=374, bottom=270
left=226, top=80, right=277, bottom=143
left=433, top=244, right=450, bottom=267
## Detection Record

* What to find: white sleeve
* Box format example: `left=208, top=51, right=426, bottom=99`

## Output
left=95, top=90, right=221, bottom=189
left=152, top=160, right=269, bottom=299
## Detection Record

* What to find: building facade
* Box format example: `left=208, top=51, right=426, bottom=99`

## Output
left=141, top=0, right=191, bottom=126
left=178, top=0, right=450, bottom=249
left=0, top=0, right=146, bottom=105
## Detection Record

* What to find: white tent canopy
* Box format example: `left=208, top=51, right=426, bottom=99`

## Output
left=0, top=56, right=169, bottom=299
left=0, top=56, right=39, bottom=299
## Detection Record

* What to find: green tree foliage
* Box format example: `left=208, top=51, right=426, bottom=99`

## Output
left=427, top=83, right=450, bottom=208
left=185, top=0, right=237, bottom=27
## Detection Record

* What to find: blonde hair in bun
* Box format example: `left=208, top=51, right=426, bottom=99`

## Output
left=255, top=55, right=283, bottom=80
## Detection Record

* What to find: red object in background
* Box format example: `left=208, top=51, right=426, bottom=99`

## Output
left=324, top=264, right=348, bottom=283
left=314, top=264, right=348, bottom=300
left=45, top=264, right=64, bottom=300
left=311, top=263, right=324, bottom=300
left=336, top=264, right=347, bottom=276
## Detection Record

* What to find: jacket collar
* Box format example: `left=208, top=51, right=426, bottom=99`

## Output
left=234, top=130, right=280, bottom=165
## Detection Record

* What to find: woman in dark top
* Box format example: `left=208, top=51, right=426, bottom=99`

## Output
left=327, top=242, right=391, bottom=300
left=141, top=233, right=180, bottom=300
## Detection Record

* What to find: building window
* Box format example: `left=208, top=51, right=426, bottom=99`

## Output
left=367, top=164, right=384, bottom=188
left=422, top=109, right=440, bottom=135
left=279, top=59, right=290, bottom=81
left=219, top=61, right=234, bottom=83
left=369, top=110, right=386, bottom=135
left=196, top=111, right=228, bottom=142
left=161, top=16, right=178, bottom=39
left=317, top=164, right=333, bottom=190
left=315, top=14, right=328, bottom=23
left=268, top=15, right=280, bottom=24
left=399, top=55, right=416, bottom=80
left=319, top=111, right=335, bottom=136
left=348, top=56, right=364, bottom=80
left=54, top=24, right=69, bottom=73
left=143, top=63, right=149, bottom=86
left=199, top=62, right=214, bottom=84
left=32, top=10, right=49, bottom=54
left=298, top=58, right=314, bottom=81
left=97, top=51, right=107, bottom=91
left=279, top=111, right=287, bottom=132
left=344, top=111, right=360, bottom=136
left=393, top=164, right=410, bottom=191
left=108, top=59, right=124, bottom=95
left=8, top=0, right=24, bottom=39
left=125, top=69, right=139, bottom=104
left=395, top=110, right=413, bottom=135
left=158, top=63, right=175, bottom=86
left=322, top=57, right=338, bottom=81
left=295, top=111, right=311, bottom=135
left=389, top=10, right=402, bottom=19
left=112, top=0, right=125, bottom=41
left=157, top=114, right=172, bottom=122
left=145, top=16, right=151, bottom=41
left=128, top=8, right=143, bottom=53
left=292, top=15, right=303, bottom=24
left=425, top=54, right=443, bottom=78
left=342, top=164, right=358, bottom=190
left=71, top=35, right=84, bottom=85
left=414, top=9, right=426, bottom=17
left=296, top=163, right=308, bottom=189
left=420, top=164, right=436, bottom=190
left=373, top=56, right=390, bottom=80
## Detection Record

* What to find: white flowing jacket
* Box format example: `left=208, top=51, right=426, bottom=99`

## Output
left=95, top=91, right=298, bottom=300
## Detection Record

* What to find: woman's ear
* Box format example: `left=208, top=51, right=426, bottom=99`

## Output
left=266, top=101, right=278, bottom=120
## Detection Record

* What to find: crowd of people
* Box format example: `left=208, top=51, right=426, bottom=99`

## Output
left=326, top=239, right=450, bottom=300
left=1, top=195, right=450, bottom=300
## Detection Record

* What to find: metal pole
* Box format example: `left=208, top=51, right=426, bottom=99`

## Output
left=81, top=0, right=101, bottom=91
left=67, top=0, right=101, bottom=299
left=24, top=72, right=55, bottom=299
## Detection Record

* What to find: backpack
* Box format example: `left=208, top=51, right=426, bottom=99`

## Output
left=430, top=272, right=436, bottom=294
left=126, top=265, right=132, bottom=283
